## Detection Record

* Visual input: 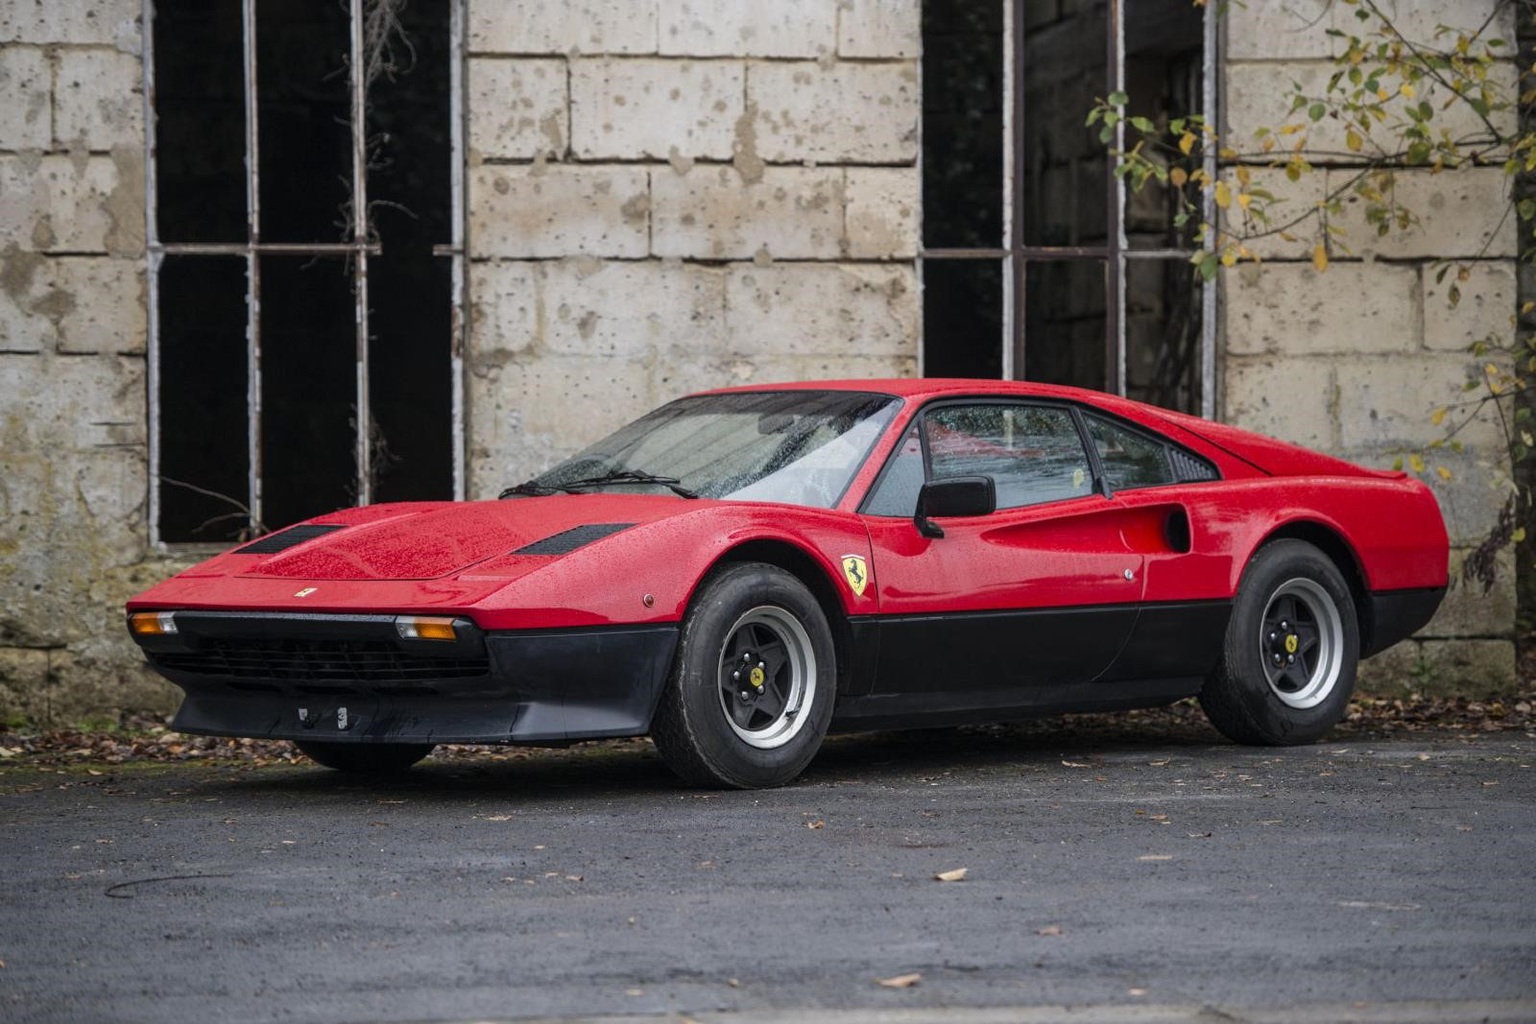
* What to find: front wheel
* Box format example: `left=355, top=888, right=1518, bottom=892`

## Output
left=295, top=740, right=434, bottom=773
left=651, top=563, right=836, bottom=789
left=1200, top=539, right=1359, bottom=746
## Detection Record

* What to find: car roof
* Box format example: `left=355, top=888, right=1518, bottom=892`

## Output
left=700, top=377, right=1117, bottom=404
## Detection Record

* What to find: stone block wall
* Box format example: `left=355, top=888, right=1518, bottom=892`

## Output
left=463, top=0, right=921, bottom=494
left=0, top=0, right=181, bottom=724
left=1221, top=0, right=1520, bottom=694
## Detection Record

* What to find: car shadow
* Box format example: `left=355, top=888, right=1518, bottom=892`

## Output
left=211, top=710, right=1231, bottom=804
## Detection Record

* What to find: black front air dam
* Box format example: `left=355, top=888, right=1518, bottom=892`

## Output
left=141, top=614, right=679, bottom=746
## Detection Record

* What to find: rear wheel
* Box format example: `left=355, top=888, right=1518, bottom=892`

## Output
left=1200, top=539, right=1359, bottom=746
left=651, top=562, right=835, bottom=789
left=295, top=740, right=434, bottom=773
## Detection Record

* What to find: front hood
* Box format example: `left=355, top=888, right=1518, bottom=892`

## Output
left=237, top=495, right=697, bottom=581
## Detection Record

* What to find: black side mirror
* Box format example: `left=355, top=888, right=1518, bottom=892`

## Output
left=914, top=475, right=996, bottom=538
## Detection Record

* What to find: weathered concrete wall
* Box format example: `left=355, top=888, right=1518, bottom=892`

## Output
left=1221, top=0, right=1520, bottom=694
left=0, top=0, right=181, bottom=725
left=463, top=0, right=922, bottom=493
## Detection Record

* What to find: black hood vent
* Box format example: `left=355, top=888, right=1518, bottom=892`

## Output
left=236, top=524, right=345, bottom=555
left=515, top=523, right=635, bottom=556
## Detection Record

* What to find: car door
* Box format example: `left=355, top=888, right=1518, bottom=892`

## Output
left=858, top=401, right=1146, bottom=708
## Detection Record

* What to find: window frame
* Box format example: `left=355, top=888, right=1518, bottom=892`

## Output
left=858, top=396, right=1221, bottom=518
left=918, top=0, right=1219, bottom=417
left=142, top=0, right=468, bottom=549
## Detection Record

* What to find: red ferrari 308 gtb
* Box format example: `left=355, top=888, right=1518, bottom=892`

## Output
left=128, top=379, right=1448, bottom=788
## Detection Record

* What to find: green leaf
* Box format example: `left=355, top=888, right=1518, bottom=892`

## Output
left=1308, top=102, right=1326, bottom=122
left=1197, top=253, right=1220, bottom=282
left=1107, top=90, right=1128, bottom=106
left=1128, top=116, right=1156, bottom=133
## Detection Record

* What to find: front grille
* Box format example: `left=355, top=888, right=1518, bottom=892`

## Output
left=153, top=636, right=489, bottom=684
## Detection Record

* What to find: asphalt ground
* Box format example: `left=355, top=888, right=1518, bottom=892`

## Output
left=2, top=726, right=1534, bottom=1024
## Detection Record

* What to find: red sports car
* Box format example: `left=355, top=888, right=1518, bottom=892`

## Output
left=127, top=379, right=1448, bottom=788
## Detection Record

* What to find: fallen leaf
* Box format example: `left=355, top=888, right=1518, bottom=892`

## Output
left=1137, top=855, right=1172, bottom=862
left=1035, top=925, right=1063, bottom=936
left=478, top=814, right=513, bottom=821
left=805, top=820, right=825, bottom=829
left=877, top=972, right=922, bottom=988
left=1061, top=761, right=1091, bottom=768
left=934, top=868, right=968, bottom=882
left=86, top=769, right=103, bottom=776
left=1187, top=831, right=1213, bottom=839
left=727, top=978, right=740, bottom=988
left=1128, top=987, right=1148, bottom=996
left=625, top=988, right=644, bottom=996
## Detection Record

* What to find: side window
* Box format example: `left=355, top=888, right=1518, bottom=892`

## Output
left=926, top=404, right=1092, bottom=510
left=1084, top=413, right=1175, bottom=491
left=1083, top=412, right=1217, bottom=490
left=863, top=424, right=925, bottom=517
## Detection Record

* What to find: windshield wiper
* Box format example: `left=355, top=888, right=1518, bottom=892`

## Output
left=499, top=480, right=561, bottom=499
left=500, top=469, right=699, bottom=500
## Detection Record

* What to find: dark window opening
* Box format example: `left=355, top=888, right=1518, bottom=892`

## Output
left=920, top=0, right=1212, bottom=415
left=152, top=0, right=459, bottom=544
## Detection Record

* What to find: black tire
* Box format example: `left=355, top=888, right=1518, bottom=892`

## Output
left=1200, top=539, right=1360, bottom=746
left=295, top=740, right=434, bottom=773
left=651, top=562, right=836, bottom=789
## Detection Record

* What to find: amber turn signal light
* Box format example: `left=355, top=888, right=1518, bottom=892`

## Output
left=129, top=611, right=178, bottom=636
left=394, top=615, right=457, bottom=641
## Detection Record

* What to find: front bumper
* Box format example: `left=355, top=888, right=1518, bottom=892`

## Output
left=133, top=611, right=679, bottom=745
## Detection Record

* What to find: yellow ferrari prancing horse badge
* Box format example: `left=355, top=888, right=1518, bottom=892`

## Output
left=840, top=555, right=868, bottom=597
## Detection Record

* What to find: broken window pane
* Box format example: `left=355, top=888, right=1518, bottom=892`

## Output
left=153, top=0, right=245, bottom=243
left=366, top=0, right=455, bottom=503
left=923, top=260, right=1003, bottom=379
left=256, top=0, right=352, bottom=244
left=922, top=0, right=1004, bottom=249
left=158, top=257, right=250, bottom=542
left=259, top=256, right=356, bottom=528
left=1022, top=259, right=1106, bottom=389
left=1124, top=257, right=1202, bottom=411
left=1022, top=0, right=1109, bottom=248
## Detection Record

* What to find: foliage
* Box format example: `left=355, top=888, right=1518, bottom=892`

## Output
left=1088, top=0, right=1535, bottom=581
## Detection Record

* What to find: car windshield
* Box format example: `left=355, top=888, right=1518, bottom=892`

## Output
left=508, top=390, right=901, bottom=508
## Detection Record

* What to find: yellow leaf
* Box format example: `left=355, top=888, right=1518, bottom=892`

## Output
left=1221, top=249, right=1238, bottom=268
left=1515, top=527, right=1528, bottom=543
left=1236, top=192, right=1252, bottom=211
left=1214, top=181, right=1231, bottom=209
left=1431, top=406, right=1447, bottom=426
left=1436, top=466, right=1453, bottom=481
left=1409, top=453, right=1426, bottom=473
left=1346, top=128, right=1364, bottom=152
left=1169, top=167, right=1188, bottom=187
left=1178, top=131, right=1196, bottom=155
left=1311, top=243, right=1329, bottom=272
left=1400, top=82, right=1416, bottom=98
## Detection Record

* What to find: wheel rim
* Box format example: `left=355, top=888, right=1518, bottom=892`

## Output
left=715, top=605, right=816, bottom=749
left=1258, top=577, right=1345, bottom=709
